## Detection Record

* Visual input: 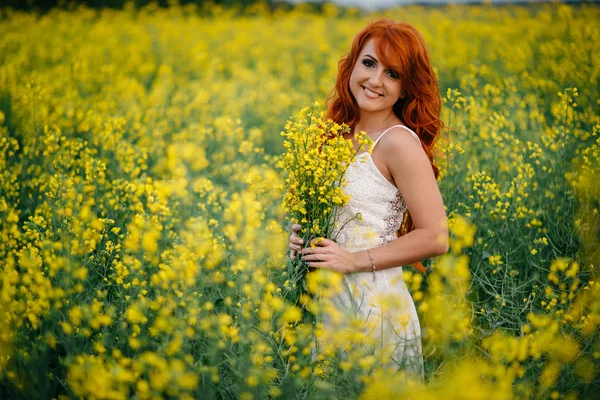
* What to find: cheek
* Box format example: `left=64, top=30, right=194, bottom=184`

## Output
left=388, top=82, right=402, bottom=100
left=349, top=69, right=359, bottom=86
left=349, top=62, right=367, bottom=84
left=349, top=73, right=361, bottom=96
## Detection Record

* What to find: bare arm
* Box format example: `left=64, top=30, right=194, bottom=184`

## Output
left=351, top=128, right=449, bottom=272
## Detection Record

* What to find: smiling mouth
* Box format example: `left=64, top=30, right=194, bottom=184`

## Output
left=362, top=86, right=383, bottom=99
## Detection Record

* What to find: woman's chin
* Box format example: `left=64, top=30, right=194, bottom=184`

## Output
left=357, top=101, right=389, bottom=114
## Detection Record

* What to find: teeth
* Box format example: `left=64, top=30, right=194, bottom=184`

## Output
left=364, top=87, right=381, bottom=98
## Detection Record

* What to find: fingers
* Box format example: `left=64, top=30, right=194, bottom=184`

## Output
left=289, top=241, right=303, bottom=252
left=295, top=239, right=328, bottom=258
left=289, top=225, right=304, bottom=248
left=289, top=234, right=304, bottom=246
left=305, top=257, right=335, bottom=269
left=306, top=262, right=325, bottom=268
left=289, top=224, right=303, bottom=260
left=289, top=242, right=300, bottom=260
left=308, top=237, right=331, bottom=247
left=299, top=247, right=327, bottom=260
left=303, top=253, right=330, bottom=263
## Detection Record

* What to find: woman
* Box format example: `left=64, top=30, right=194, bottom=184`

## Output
left=289, top=20, right=449, bottom=379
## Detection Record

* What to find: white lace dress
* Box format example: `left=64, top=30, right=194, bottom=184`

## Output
left=323, top=125, right=425, bottom=380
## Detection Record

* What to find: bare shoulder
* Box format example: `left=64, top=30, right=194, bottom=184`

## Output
left=379, top=126, right=427, bottom=167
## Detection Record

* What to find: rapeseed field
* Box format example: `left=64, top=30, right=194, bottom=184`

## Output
left=0, top=2, right=599, bottom=398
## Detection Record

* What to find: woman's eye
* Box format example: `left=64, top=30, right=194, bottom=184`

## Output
left=362, top=59, right=374, bottom=68
left=387, top=70, right=400, bottom=79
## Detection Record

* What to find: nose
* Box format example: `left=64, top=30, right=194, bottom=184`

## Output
left=368, top=67, right=384, bottom=87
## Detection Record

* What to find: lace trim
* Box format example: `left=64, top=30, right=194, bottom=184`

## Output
left=381, top=191, right=407, bottom=245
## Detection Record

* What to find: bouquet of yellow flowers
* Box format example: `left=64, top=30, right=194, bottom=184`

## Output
left=277, top=103, right=371, bottom=307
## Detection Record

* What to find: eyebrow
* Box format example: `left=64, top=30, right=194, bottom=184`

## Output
left=363, top=53, right=399, bottom=74
left=363, top=54, right=378, bottom=63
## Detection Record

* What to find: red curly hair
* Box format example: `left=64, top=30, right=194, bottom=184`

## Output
left=326, top=19, right=444, bottom=274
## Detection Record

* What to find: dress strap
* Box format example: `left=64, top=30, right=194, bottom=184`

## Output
left=373, top=124, right=422, bottom=148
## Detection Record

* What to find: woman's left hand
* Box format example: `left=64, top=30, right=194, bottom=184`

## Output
left=299, top=238, right=357, bottom=273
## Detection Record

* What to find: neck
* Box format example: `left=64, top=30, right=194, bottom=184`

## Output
left=354, top=109, right=398, bottom=134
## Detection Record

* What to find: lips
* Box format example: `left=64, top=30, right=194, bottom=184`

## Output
left=362, top=86, right=383, bottom=99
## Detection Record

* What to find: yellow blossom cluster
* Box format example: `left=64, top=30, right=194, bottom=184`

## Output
left=278, top=103, right=370, bottom=305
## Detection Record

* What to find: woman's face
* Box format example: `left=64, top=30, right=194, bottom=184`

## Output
left=349, top=39, right=403, bottom=116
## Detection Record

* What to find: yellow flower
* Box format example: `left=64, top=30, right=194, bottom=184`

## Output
left=280, top=305, right=302, bottom=325
left=126, top=304, right=148, bottom=324
left=246, top=375, right=259, bottom=387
